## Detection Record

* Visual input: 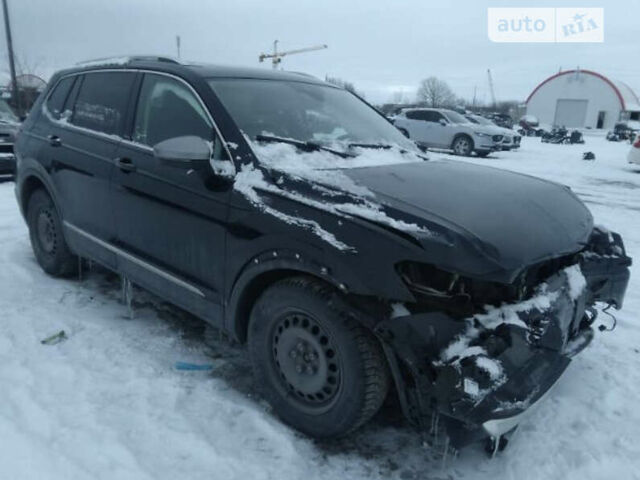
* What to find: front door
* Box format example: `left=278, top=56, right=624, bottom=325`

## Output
left=427, top=111, right=452, bottom=148
left=111, top=72, right=233, bottom=319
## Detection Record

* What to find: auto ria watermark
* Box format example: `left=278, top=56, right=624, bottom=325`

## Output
left=488, top=8, right=604, bottom=43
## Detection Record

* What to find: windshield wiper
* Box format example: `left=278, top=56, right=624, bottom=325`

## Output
left=256, top=134, right=355, bottom=159
left=347, top=142, right=393, bottom=150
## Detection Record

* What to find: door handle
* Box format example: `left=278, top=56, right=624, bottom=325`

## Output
left=115, top=157, right=136, bottom=173
left=47, top=134, right=61, bottom=147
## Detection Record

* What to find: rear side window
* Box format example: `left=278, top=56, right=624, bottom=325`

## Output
left=46, top=76, right=75, bottom=119
left=406, top=110, right=433, bottom=121
left=70, top=72, right=135, bottom=136
left=132, top=73, right=212, bottom=147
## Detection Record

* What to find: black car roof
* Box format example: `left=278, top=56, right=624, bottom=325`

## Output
left=55, top=56, right=327, bottom=85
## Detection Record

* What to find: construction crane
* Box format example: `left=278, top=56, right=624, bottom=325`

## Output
left=259, top=40, right=328, bottom=69
left=487, top=69, right=497, bottom=108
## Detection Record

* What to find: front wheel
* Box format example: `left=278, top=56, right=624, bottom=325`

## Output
left=248, top=277, right=390, bottom=438
left=452, top=135, right=473, bottom=156
left=27, top=189, right=77, bottom=276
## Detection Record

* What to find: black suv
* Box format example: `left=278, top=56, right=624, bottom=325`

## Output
left=14, top=57, right=631, bottom=450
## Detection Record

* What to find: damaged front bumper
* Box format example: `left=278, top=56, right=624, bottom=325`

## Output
left=375, top=229, right=631, bottom=449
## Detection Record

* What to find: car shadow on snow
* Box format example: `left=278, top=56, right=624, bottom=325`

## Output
left=79, top=262, right=479, bottom=479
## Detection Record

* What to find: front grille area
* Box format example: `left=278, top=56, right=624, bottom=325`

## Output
left=492, top=134, right=503, bottom=142
left=0, top=144, right=13, bottom=154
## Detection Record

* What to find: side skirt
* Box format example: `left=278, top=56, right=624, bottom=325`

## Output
left=63, top=221, right=224, bottom=328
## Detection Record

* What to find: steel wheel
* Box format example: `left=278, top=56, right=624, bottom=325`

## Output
left=36, top=209, right=57, bottom=254
left=271, top=312, right=341, bottom=412
left=27, top=189, right=77, bottom=277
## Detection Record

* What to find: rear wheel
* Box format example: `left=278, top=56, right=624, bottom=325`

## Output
left=248, top=276, right=390, bottom=438
left=452, top=135, right=473, bottom=156
left=27, top=189, right=77, bottom=277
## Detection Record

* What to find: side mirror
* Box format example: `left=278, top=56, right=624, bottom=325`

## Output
left=153, top=135, right=210, bottom=168
left=439, top=119, right=447, bottom=126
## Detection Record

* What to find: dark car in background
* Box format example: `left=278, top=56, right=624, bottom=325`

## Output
left=0, top=99, right=20, bottom=176
left=14, top=57, right=631, bottom=452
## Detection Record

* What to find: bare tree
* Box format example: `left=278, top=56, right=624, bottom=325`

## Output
left=416, top=77, right=457, bottom=107
left=325, top=75, right=364, bottom=98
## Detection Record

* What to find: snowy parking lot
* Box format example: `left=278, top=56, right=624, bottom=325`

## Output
left=1, top=134, right=639, bottom=480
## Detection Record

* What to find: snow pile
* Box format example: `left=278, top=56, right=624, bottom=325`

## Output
left=565, top=264, right=587, bottom=300
left=232, top=140, right=430, bottom=250
left=1, top=135, right=640, bottom=479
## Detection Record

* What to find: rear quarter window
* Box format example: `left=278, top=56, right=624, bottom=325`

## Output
left=69, top=72, right=135, bottom=136
left=46, top=76, right=75, bottom=120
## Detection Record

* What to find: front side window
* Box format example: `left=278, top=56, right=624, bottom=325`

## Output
left=46, top=76, right=75, bottom=120
left=70, top=72, right=135, bottom=135
left=442, top=110, right=469, bottom=124
left=133, top=74, right=213, bottom=148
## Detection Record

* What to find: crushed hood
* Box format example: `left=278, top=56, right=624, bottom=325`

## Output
left=341, top=160, right=593, bottom=273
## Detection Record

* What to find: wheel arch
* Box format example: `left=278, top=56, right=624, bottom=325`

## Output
left=451, top=132, right=474, bottom=150
left=226, top=256, right=353, bottom=344
left=18, top=170, right=60, bottom=220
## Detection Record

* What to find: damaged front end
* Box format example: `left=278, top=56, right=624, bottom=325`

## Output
left=375, top=227, right=631, bottom=450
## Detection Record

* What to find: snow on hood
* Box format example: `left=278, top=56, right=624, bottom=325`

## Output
left=232, top=139, right=431, bottom=251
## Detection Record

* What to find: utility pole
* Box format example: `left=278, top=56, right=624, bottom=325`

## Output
left=1, top=0, right=18, bottom=114
left=176, top=35, right=181, bottom=60
left=259, top=40, right=327, bottom=69
left=487, top=69, right=497, bottom=109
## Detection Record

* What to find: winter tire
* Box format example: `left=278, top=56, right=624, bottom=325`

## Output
left=248, top=276, right=390, bottom=438
left=27, top=189, right=77, bottom=277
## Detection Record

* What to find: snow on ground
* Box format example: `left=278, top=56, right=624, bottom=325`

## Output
left=1, top=134, right=640, bottom=480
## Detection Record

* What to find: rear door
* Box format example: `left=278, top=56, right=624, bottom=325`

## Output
left=31, top=71, right=136, bottom=267
left=110, top=72, right=233, bottom=319
left=403, top=110, right=433, bottom=145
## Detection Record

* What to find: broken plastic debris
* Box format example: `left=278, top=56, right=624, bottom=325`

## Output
left=174, top=361, right=214, bottom=371
left=41, top=330, right=67, bottom=345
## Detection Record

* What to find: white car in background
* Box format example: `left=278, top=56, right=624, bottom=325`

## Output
left=393, top=108, right=503, bottom=157
left=465, top=113, right=521, bottom=150
left=627, top=133, right=640, bottom=165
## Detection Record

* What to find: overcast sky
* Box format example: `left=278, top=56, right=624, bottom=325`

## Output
left=3, top=0, right=639, bottom=104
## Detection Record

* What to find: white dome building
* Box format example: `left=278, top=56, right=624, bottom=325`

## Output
left=525, top=69, right=640, bottom=129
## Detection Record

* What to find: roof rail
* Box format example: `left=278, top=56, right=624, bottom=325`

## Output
left=76, top=55, right=181, bottom=67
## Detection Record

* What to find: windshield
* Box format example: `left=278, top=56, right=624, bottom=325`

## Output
left=208, top=78, right=415, bottom=150
left=468, top=115, right=494, bottom=126
left=442, top=110, right=470, bottom=124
